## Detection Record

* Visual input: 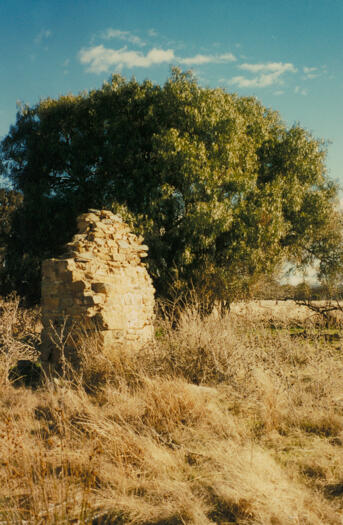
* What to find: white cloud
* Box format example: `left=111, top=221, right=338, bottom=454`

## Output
left=294, top=86, right=308, bottom=96
left=148, top=28, right=158, bottom=37
left=179, top=54, right=213, bottom=66
left=79, top=45, right=237, bottom=74
left=79, top=45, right=175, bottom=73
left=229, top=61, right=297, bottom=88
left=99, top=28, right=146, bottom=47
left=219, top=52, right=237, bottom=62
left=273, top=90, right=285, bottom=96
left=63, top=58, right=70, bottom=75
left=178, top=52, right=236, bottom=65
left=34, top=29, right=52, bottom=44
left=305, top=73, right=319, bottom=80
left=239, top=62, right=296, bottom=74
left=229, top=73, right=280, bottom=88
left=303, top=66, right=319, bottom=79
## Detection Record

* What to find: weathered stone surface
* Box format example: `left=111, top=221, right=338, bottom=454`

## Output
left=41, top=210, right=155, bottom=369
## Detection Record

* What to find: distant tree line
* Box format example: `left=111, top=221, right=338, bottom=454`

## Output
left=251, top=277, right=343, bottom=301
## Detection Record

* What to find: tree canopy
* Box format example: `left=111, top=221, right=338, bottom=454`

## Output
left=0, top=188, right=23, bottom=289
left=1, top=68, right=342, bottom=303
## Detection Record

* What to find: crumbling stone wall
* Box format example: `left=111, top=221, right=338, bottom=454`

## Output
left=41, top=210, right=155, bottom=367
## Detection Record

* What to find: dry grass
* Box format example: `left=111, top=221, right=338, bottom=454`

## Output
left=0, top=296, right=343, bottom=523
left=231, top=299, right=343, bottom=327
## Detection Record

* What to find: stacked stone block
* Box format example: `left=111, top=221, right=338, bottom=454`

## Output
left=41, top=210, right=155, bottom=367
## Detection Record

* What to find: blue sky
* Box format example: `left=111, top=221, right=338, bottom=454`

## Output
left=1, top=0, right=342, bottom=186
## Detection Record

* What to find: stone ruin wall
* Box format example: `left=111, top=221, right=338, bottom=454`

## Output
left=41, top=210, right=155, bottom=367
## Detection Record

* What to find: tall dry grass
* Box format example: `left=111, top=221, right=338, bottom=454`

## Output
left=0, top=296, right=343, bottom=523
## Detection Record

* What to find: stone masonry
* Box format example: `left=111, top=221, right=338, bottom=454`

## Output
left=41, top=210, right=155, bottom=367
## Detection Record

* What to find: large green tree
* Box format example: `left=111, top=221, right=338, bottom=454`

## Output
left=1, top=68, right=341, bottom=303
left=0, top=188, right=23, bottom=293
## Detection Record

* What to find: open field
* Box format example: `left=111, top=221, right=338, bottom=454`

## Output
left=1, top=296, right=343, bottom=524
left=231, top=300, right=343, bottom=326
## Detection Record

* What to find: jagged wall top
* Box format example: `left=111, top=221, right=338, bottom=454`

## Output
left=64, top=209, right=149, bottom=266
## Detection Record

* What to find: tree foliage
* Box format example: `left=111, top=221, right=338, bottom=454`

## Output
left=1, top=68, right=341, bottom=303
left=0, top=188, right=23, bottom=294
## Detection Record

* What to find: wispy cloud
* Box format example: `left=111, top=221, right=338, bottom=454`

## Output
left=148, top=28, right=158, bottom=37
left=79, top=45, right=236, bottom=74
left=239, top=62, right=296, bottom=73
left=34, top=29, right=52, bottom=45
left=303, top=66, right=317, bottom=74
left=62, top=58, right=70, bottom=75
left=79, top=45, right=175, bottom=73
left=178, top=52, right=236, bottom=65
left=303, top=66, right=319, bottom=79
left=294, top=86, right=308, bottom=96
left=99, top=28, right=146, bottom=47
left=229, top=61, right=297, bottom=88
